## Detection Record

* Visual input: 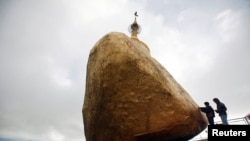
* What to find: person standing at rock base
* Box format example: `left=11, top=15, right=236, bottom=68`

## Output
left=213, top=98, right=229, bottom=125
left=200, top=102, right=215, bottom=125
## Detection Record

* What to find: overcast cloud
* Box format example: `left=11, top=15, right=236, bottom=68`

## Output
left=0, top=0, right=250, bottom=141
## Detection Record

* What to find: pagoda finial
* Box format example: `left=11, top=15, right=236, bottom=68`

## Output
left=128, top=11, right=141, bottom=40
left=134, top=11, right=138, bottom=18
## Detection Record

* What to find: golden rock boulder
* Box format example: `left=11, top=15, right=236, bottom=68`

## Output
left=83, top=32, right=207, bottom=141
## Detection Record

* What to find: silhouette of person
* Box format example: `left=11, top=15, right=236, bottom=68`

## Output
left=213, top=98, right=229, bottom=125
left=200, top=102, right=215, bottom=125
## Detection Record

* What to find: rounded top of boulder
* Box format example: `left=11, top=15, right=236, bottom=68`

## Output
left=91, top=32, right=150, bottom=55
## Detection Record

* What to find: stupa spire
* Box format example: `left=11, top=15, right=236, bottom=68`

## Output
left=129, top=11, right=141, bottom=40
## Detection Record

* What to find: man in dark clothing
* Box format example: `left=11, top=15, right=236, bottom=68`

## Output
left=200, top=102, right=215, bottom=125
left=213, top=98, right=228, bottom=125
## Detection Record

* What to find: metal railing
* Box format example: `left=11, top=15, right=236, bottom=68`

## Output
left=190, top=115, right=250, bottom=141
left=215, top=116, right=250, bottom=125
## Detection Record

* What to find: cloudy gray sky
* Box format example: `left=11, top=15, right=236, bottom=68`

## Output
left=0, top=0, right=249, bottom=141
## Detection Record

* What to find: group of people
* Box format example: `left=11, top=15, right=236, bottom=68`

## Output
left=199, top=98, right=228, bottom=125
